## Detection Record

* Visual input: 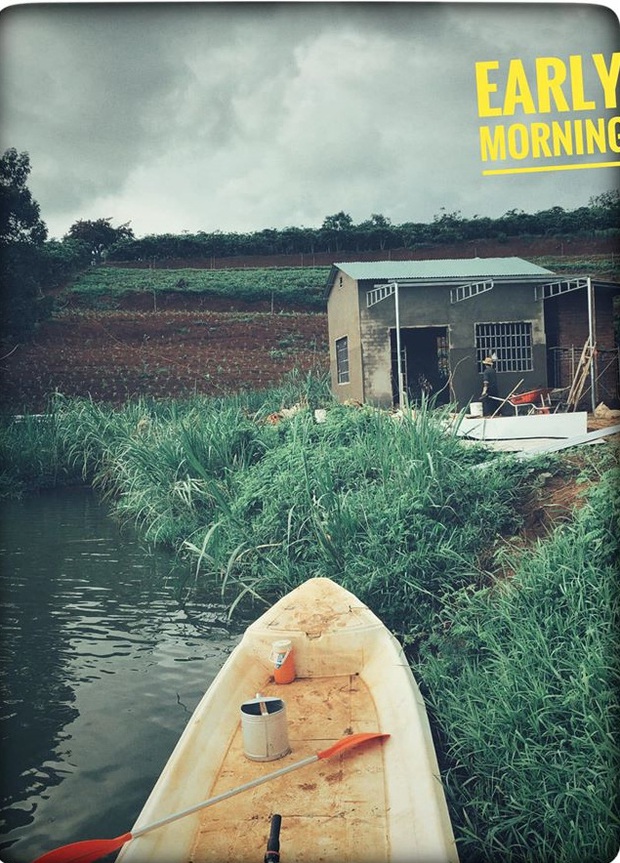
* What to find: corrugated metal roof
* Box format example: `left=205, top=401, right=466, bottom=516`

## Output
left=333, top=257, right=554, bottom=281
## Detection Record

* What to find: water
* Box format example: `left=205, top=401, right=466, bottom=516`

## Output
left=0, top=487, right=242, bottom=863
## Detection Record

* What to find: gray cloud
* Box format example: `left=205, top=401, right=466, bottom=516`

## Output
left=1, top=2, right=618, bottom=239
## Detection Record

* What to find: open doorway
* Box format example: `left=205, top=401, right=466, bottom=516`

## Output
left=390, top=326, right=450, bottom=406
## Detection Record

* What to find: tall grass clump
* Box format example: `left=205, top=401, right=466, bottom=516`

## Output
left=107, top=403, right=273, bottom=546
left=0, top=411, right=82, bottom=496
left=184, top=402, right=525, bottom=637
left=419, top=463, right=620, bottom=863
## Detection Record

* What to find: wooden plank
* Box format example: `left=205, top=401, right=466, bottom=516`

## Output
left=566, top=338, right=595, bottom=410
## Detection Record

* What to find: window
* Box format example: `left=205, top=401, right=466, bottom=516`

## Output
left=475, top=322, right=533, bottom=372
left=335, top=336, right=350, bottom=383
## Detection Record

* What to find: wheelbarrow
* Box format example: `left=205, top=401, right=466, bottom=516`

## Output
left=490, top=387, right=555, bottom=416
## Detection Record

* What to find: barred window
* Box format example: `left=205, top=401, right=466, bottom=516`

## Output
left=335, top=336, right=350, bottom=384
left=475, top=322, right=533, bottom=372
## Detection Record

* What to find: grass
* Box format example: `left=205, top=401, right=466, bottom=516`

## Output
left=63, top=266, right=330, bottom=309
left=0, top=379, right=618, bottom=863
left=0, top=412, right=83, bottom=495
left=420, top=461, right=620, bottom=863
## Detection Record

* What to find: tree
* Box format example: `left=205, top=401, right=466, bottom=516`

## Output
left=65, top=217, right=134, bottom=263
left=0, top=148, right=47, bottom=245
left=320, top=212, right=354, bottom=252
left=588, top=190, right=620, bottom=210
left=321, top=211, right=354, bottom=232
left=0, top=149, right=51, bottom=340
left=357, top=214, right=394, bottom=250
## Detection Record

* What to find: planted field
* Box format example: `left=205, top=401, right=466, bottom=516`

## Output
left=533, top=253, right=620, bottom=279
left=66, top=266, right=330, bottom=310
left=1, top=307, right=328, bottom=413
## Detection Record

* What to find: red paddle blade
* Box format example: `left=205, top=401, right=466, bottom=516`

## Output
left=32, top=831, right=133, bottom=863
left=317, top=731, right=389, bottom=760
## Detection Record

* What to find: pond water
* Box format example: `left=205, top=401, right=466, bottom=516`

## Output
left=0, top=487, right=243, bottom=863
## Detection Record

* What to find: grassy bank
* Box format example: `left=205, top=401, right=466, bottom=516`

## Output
left=420, top=461, right=619, bottom=862
left=1, top=380, right=618, bottom=862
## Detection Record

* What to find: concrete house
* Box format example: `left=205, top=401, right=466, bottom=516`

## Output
left=325, top=257, right=619, bottom=410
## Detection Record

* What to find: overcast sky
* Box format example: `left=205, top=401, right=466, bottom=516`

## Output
left=1, top=2, right=618, bottom=240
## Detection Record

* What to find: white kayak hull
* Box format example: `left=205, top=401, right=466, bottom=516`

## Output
left=117, top=577, right=459, bottom=862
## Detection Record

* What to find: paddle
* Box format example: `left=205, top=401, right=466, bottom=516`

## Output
left=33, top=732, right=389, bottom=863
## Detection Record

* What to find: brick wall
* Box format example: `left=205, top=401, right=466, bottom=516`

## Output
left=547, top=286, right=618, bottom=405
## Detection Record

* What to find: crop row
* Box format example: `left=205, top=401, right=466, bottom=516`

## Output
left=65, top=266, right=331, bottom=308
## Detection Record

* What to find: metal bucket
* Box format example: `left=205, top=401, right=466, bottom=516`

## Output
left=240, top=695, right=291, bottom=762
left=469, top=401, right=484, bottom=417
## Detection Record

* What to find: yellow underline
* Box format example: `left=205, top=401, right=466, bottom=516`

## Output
left=483, top=161, right=620, bottom=175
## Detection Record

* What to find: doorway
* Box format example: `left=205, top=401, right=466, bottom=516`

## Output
left=390, top=326, right=450, bottom=406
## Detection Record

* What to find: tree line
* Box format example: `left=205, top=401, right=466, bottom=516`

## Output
left=1, top=145, right=619, bottom=340
left=107, top=201, right=620, bottom=263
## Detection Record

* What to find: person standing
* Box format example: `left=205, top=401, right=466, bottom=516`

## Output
left=480, top=356, right=498, bottom=415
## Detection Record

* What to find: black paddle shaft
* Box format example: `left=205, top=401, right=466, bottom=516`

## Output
left=264, top=813, right=282, bottom=862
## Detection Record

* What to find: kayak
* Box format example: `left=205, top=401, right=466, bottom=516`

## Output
left=116, top=577, right=459, bottom=863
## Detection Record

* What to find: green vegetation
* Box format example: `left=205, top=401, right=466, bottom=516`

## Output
left=1, top=149, right=90, bottom=339
left=105, top=196, right=620, bottom=262
left=65, top=266, right=329, bottom=309
left=533, top=255, right=619, bottom=276
left=421, top=464, right=619, bottom=863
left=0, top=378, right=618, bottom=862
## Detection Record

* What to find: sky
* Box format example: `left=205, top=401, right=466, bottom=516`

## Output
left=0, top=1, right=619, bottom=241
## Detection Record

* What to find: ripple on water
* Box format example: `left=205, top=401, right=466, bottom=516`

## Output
left=0, top=487, right=240, bottom=863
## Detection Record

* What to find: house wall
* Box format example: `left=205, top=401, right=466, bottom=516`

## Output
left=545, top=286, right=616, bottom=350
left=358, top=294, right=394, bottom=406
left=357, top=279, right=547, bottom=408
left=326, top=271, right=364, bottom=403
left=545, top=285, right=619, bottom=405
left=450, top=282, right=547, bottom=404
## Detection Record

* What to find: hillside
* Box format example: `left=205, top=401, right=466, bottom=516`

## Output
left=1, top=235, right=617, bottom=413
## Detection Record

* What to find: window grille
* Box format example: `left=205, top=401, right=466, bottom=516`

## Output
left=475, top=322, right=533, bottom=372
left=335, top=336, right=350, bottom=383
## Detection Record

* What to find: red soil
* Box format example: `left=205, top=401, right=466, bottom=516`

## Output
left=2, top=234, right=617, bottom=413
left=1, top=302, right=329, bottom=412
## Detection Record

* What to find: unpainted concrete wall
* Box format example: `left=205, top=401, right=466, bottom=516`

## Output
left=326, top=271, right=364, bottom=403
left=357, top=279, right=547, bottom=408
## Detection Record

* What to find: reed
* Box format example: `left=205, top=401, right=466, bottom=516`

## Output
left=0, top=411, right=81, bottom=495
left=182, top=402, right=523, bottom=638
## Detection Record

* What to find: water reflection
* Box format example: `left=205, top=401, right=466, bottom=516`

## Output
left=0, top=488, right=240, bottom=863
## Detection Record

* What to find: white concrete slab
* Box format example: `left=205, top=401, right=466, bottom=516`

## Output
left=453, top=411, right=588, bottom=441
